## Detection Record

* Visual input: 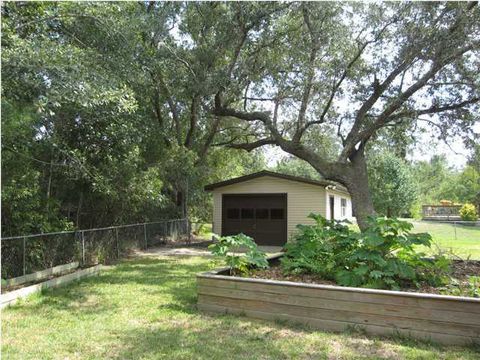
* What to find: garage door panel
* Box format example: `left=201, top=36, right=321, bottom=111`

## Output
left=222, top=194, right=287, bottom=246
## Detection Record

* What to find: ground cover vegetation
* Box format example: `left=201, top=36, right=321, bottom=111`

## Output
left=206, top=216, right=479, bottom=296
left=280, top=215, right=451, bottom=290
left=4, top=255, right=480, bottom=359
left=209, top=233, right=269, bottom=275
left=409, top=220, right=480, bottom=259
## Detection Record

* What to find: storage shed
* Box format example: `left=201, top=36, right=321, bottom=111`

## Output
left=205, top=170, right=353, bottom=246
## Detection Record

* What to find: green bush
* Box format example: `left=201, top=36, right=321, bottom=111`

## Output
left=281, top=214, right=450, bottom=290
left=209, top=233, right=269, bottom=275
left=441, top=276, right=480, bottom=298
left=459, top=203, right=478, bottom=221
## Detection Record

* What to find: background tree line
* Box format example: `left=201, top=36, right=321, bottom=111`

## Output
left=1, top=2, right=268, bottom=236
left=2, top=2, right=478, bottom=236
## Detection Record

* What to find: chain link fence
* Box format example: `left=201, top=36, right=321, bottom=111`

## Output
left=1, top=219, right=190, bottom=280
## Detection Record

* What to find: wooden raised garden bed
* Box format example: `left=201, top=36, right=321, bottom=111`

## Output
left=197, top=255, right=480, bottom=346
left=1, top=264, right=102, bottom=308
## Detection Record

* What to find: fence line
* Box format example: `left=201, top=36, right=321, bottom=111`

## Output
left=1, top=219, right=187, bottom=241
left=1, top=218, right=190, bottom=281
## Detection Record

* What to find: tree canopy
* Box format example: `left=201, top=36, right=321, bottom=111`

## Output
left=208, top=1, right=479, bottom=228
left=2, top=2, right=479, bottom=234
left=368, top=152, right=417, bottom=217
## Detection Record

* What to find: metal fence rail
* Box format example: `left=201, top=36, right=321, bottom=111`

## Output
left=1, top=219, right=189, bottom=280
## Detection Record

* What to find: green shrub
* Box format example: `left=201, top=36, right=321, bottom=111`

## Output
left=459, top=203, right=478, bottom=221
left=409, top=201, right=423, bottom=220
left=441, top=276, right=480, bottom=298
left=209, top=233, right=269, bottom=275
left=281, top=214, right=450, bottom=290
left=281, top=215, right=357, bottom=278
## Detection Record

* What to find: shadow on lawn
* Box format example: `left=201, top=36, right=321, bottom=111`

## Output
left=113, top=317, right=307, bottom=360
left=8, top=255, right=478, bottom=359
left=9, top=256, right=208, bottom=316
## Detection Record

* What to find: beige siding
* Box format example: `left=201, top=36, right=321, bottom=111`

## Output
left=212, top=176, right=336, bottom=241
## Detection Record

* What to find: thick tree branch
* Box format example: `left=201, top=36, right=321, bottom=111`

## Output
left=352, top=42, right=479, bottom=151
left=316, top=18, right=398, bottom=130
left=156, top=72, right=181, bottom=145
left=196, top=116, right=221, bottom=163
left=294, top=6, right=321, bottom=140
left=213, top=100, right=349, bottom=182
left=340, top=59, right=415, bottom=160
left=152, top=87, right=163, bottom=128
left=296, top=13, right=404, bottom=143
left=219, top=138, right=277, bottom=152
left=389, top=97, right=480, bottom=120
left=341, top=11, right=480, bottom=162
left=185, top=94, right=200, bottom=148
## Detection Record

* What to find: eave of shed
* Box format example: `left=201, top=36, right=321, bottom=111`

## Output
left=204, top=170, right=348, bottom=194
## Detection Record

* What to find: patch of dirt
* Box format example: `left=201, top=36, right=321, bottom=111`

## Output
left=250, top=260, right=480, bottom=296
left=450, top=259, right=480, bottom=278
left=251, top=266, right=338, bottom=286
left=149, top=236, right=212, bottom=249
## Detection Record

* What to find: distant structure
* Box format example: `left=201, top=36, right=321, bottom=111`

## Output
left=422, top=202, right=461, bottom=221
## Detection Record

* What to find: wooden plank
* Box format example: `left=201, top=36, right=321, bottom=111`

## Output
left=198, top=285, right=480, bottom=326
left=197, top=276, right=480, bottom=314
left=197, top=302, right=477, bottom=346
left=198, top=271, right=480, bottom=304
left=1, top=265, right=102, bottom=308
left=197, top=266, right=480, bottom=346
left=198, top=293, right=480, bottom=338
left=6, top=262, right=79, bottom=287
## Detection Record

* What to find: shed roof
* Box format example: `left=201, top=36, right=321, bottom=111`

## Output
left=204, top=170, right=348, bottom=193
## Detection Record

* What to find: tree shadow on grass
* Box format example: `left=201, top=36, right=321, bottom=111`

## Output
left=111, top=310, right=479, bottom=360
left=5, top=255, right=479, bottom=359
left=6, top=256, right=208, bottom=317
left=10, top=282, right=116, bottom=320
left=112, top=314, right=312, bottom=360
left=93, top=256, right=210, bottom=313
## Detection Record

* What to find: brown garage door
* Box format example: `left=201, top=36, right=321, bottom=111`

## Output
left=222, top=194, right=287, bottom=246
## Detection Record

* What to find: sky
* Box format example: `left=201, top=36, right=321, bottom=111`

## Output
left=263, top=123, right=479, bottom=170
left=408, top=125, right=479, bottom=169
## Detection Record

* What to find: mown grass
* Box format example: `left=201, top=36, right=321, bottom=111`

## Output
left=408, top=220, right=480, bottom=260
left=2, top=255, right=479, bottom=360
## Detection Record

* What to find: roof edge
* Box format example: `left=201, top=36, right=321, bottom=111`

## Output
left=204, top=170, right=349, bottom=194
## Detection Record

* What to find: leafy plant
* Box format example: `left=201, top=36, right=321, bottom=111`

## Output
left=281, top=214, right=356, bottom=277
left=209, top=233, right=269, bottom=275
left=441, top=276, right=480, bottom=298
left=459, top=203, right=478, bottom=221
left=281, top=214, right=451, bottom=290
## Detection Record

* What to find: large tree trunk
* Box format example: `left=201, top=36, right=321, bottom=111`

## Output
left=345, top=175, right=375, bottom=232
left=344, top=148, right=375, bottom=231
left=280, top=142, right=376, bottom=231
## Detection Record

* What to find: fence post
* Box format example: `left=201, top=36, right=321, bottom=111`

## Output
left=187, top=219, right=191, bottom=244
left=144, top=223, right=147, bottom=250
left=116, top=227, right=120, bottom=259
left=23, top=237, right=26, bottom=276
left=81, top=231, right=85, bottom=266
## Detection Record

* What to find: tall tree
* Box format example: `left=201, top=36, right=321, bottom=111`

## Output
left=3, top=2, right=479, bottom=234
left=1, top=2, right=268, bottom=233
left=368, top=152, right=417, bottom=217
left=209, top=2, right=479, bottom=229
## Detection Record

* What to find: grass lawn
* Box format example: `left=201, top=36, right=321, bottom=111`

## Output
left=408, top=220, right=480, bottom=260
left=3, top=255, right=480, bottom=360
